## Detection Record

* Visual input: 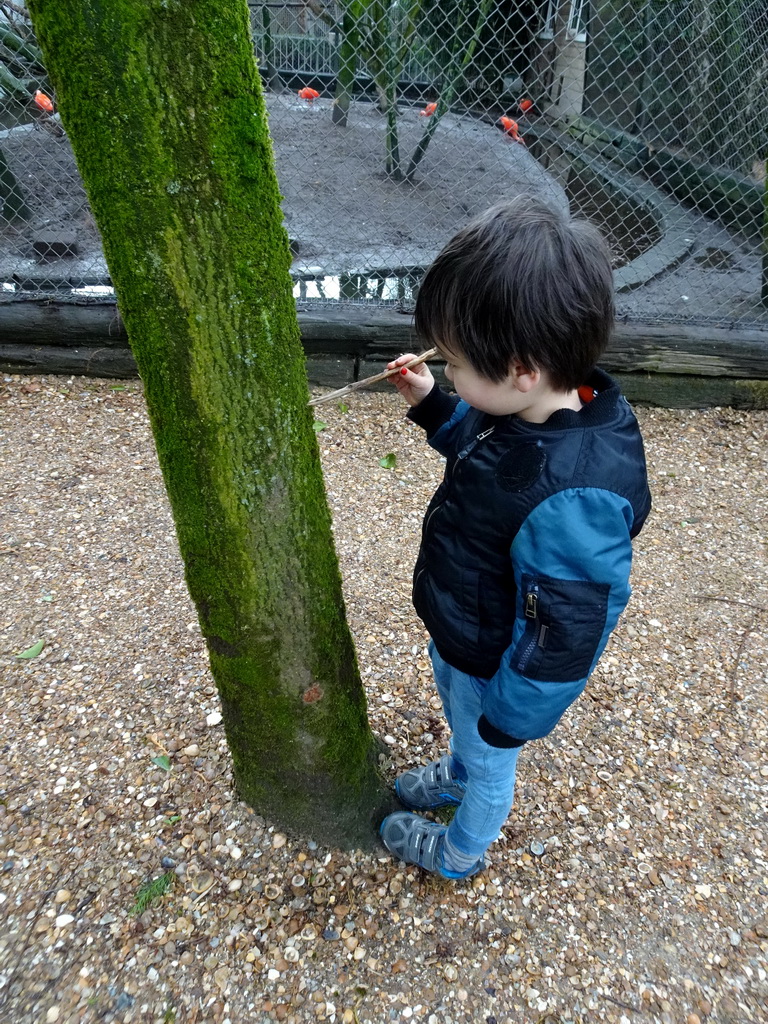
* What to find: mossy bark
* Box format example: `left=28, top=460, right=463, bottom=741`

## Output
left=27, top=0, right=392, bottom=849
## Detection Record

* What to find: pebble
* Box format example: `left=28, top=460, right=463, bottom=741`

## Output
left=206, top=711, right=223, bottom=727
left=2, top=388, right=767, bottom=1024
left=190, top=871, right=214, bottom=894
left=54, top=915, right=74, bottom=928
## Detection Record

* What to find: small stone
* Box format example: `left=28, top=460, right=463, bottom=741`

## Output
left=268, top=968, right=280, bottom=981
left=443, top=965, right=458, bottom=981
left=46, top=1008, right=60, bottom=1023
left=323, top=927, right=340, bottom=941
left=687, top=1015, right=702, bottom=1024
left=54, top=889, right=71, bottom=904
left=272, top=834, right=287, bottom=849
left=182, top=744, right=200, bottom=756
left=206, top=711, right=223, bottom=727
left=227, top=879, right=242, bottom=892
left=191, top=871, right=214, bottom=894
left=529, top=841, right=545, bottom=857
left=54, top=914, right=74, bottom=928
left=33, top=231, right=79, bottom=263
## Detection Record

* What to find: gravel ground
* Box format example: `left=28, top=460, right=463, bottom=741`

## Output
left=1, top=374, right=767, bottom=1024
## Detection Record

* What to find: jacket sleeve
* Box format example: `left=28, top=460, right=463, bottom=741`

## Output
left=478, top=487, right=637, bottom=749
left=406, top=383, right=471, bottom=458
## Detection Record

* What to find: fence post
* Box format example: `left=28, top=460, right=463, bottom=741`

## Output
left=762, top=157, right=767, bottom=307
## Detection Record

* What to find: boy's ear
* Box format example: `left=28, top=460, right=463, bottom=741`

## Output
left=510, top=360, right=540, bottom=393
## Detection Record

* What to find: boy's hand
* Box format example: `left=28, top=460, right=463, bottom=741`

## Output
left=387, top=353, right=435, bottom=408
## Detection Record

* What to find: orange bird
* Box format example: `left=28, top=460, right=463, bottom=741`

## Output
left=498, top=115, right=526, bottom=146
left=34, top=90, right=54, bottom=114
left=419, top=101, right=438, bottom=117
left=297, top=87, right=320, bottom=101
left=518, top=97, right=534, bottom=114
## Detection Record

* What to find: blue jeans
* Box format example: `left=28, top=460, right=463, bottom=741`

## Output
left=430, top=642, right=520, bottom=862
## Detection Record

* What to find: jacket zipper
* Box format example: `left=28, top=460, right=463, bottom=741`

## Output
left=457, top=426, right=495, bottom=461
left=517, top=581, right=542, bottom=672
left=426, top=425, right=496, bottom=532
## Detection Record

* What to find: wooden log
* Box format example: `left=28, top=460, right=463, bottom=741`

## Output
left=0, top=343, right=138, bottom=377
left=305, top=356, right=355, bottom=388
left=3, top=302, right=768, bottom=393
left=361, top=319, right=768, bottom=379
left=615, top=373, right=768, bottom=411
left=0, top=300, right=418, bottom=351
left=4, top=345, right=768, bottom=409
left=0, top=300, right=127, bottom=345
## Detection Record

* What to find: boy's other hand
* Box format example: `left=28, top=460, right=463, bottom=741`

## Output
left=387, top=353, right=435, bottom=408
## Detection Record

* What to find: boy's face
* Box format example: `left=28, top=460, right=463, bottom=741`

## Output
left=442, top=350, right=527, bottom=417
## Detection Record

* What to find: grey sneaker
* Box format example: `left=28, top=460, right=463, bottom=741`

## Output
left=395, top=754, right=466, bottom=810
left=379, top=811, right=483, bottom=879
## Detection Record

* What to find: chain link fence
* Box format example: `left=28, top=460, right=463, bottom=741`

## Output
left=1, top=1, right=766, bottom=327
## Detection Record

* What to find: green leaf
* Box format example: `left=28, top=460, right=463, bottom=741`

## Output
left=164, top=814, right=181, bottom=825
left=41, top=595, right=53, bottom=602
left=313, top=420, right=328, bottom=433
left=110, top=385, right=126, bottom=391
left=378, top=453, right=397, bottom=470
left=16, top=639, right=44, bottom=659
left=151, top=755, right=171, bottom=772
left=337, top=402, right=349, bottom=414
left=130, top=871, right=175, bottom=915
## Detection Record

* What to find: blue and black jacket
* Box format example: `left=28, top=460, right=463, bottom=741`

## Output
left=408, top=368, right=651, bottom=749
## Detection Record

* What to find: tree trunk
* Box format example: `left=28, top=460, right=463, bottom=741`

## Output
left=26, top=0, right=392, bottom=849
left=332, top=2, right=360, bottom=127
left=0, top=143, right=30, bottom=221
left=260, top=3, right=283, bottom=93
left=405, top=0, right=493, bottom=182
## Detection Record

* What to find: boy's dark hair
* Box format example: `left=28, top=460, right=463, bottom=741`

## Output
left=414, top=197, right=614, bottom=392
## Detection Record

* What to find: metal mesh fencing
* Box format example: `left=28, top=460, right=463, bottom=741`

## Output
left=1, top=1, right=766, bottom=327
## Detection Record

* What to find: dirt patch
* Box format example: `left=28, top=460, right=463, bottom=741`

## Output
left=1, top=96, right=596, bottom=285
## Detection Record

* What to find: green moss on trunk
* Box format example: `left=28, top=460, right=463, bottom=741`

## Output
left=27, top=0, right=391, bottom=848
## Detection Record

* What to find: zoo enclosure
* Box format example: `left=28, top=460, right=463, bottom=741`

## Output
left=0, top=1, right=766, bottom=336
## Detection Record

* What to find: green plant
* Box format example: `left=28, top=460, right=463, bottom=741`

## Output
left=130, top=871, right=175, bottom=915
left=405, top=0, right=493, bottom=181
left=0, top=2, right=49, bottom=101
left=356, top=0, right=422, bottom=179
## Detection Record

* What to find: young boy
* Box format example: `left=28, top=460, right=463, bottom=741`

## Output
left=380, top=197, right=652, bottom=879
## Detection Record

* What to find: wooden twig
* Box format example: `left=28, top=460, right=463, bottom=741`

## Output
left=693, top=594, right=768, bottom=613
left=694, top=594, right=767, bottom=707
left=307, top=348, right=437, bottom=407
